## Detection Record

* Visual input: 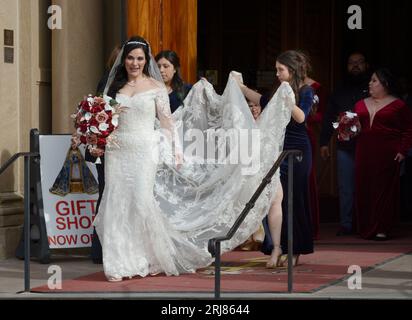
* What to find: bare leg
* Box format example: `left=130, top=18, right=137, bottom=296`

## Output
left=266, top=184, right=283, bottom=267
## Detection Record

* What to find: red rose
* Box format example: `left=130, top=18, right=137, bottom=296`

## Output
left=91, top=105, right=104, bottom=113
left=97, top=138, right=106, bottom=147
left=89, top=118, right=99, bottom=128
left=81, top=100, right=91, bottom=112
left=80, top=135, right=87, bottom=144
left=100, top=131, right=109, bottom=138
left=79, top=122, right=88, bottom=133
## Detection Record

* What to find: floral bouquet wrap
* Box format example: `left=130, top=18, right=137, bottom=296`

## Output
left=332, top=111, right=361, bottom=141
left=71, top=95, right=124, bottom=163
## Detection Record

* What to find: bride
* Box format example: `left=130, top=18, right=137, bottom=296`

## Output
left=93, top=36, right=295, bottom=282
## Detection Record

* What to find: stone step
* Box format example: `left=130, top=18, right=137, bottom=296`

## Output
left=0, top=225, right=23, bottom=260
left=0, top=193, right=24, bottom=219
left=0, top=214, right=24, bottom=228
left=0, top=205, right=24, bottom=217
left=0, top=192, right=23, bottom=205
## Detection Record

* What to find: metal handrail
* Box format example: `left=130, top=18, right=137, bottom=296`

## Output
left=0, top=153, right=37, bottom=175
left=208, top=150, right=302, bottom=298
left=0, top=152, right=40, bottom=292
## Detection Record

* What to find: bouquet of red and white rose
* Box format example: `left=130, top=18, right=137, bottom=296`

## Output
left=332, top=111, right=361, bottom=141
left=71, top=95, right=124, bottom=163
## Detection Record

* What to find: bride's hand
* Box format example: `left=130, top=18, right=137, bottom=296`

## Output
left=90, top=147, right=105, bottom=158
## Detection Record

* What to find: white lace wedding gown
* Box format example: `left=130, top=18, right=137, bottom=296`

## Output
left=94, top=75, right=294, bottom=279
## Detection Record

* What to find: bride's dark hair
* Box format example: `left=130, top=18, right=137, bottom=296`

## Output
left=108, top=36, right=151, bottom=98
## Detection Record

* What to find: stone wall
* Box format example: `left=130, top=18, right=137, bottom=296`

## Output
left=0, top=0, right=120, bottom=259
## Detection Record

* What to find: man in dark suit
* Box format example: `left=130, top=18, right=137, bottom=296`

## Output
left=319, top=52, right=370, bottom=236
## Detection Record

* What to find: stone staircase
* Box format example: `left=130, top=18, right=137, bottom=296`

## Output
left=0, top=192, right=24, bottom=259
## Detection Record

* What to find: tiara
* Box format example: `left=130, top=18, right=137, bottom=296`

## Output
left=126, top=41, right=147, bottom=46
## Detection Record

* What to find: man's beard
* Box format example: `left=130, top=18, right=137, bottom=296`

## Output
left=346, top=72, right=369, bottom=86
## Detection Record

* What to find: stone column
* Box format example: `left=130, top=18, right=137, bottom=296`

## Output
left=52, top=0, right=104, bottom=134
left=0, top=0, right=50, bottom=259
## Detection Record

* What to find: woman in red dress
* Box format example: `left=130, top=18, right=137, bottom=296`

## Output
left=354, top=68, right=412, bottom=240
left=305, top=78, right=326, bottom=240
left=300, top=51, right=325, bottom=240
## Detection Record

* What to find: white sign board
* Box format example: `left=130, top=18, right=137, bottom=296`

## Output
left=39, top=135, right=99, bottom=248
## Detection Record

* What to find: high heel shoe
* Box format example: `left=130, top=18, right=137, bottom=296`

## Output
left=280, top=254, right=300, bottom=267
left=293, top=254, right=300, bottom=267
left=266, top=245, right=284, bottom=268
left=373, top=233, right=388, bottom=241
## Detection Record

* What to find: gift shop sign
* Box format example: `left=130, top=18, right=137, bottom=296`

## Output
left=39, top=135, right=99, bottom=248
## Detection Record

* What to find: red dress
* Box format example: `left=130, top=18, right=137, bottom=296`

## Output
left=354, top=98, right=412, bottom=239
left=306, top=81, right=326, bottom=239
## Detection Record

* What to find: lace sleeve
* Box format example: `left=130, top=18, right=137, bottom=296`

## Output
left=155, top=88, right=182, bottom=158
left=155, top=88, right=174, bottom=133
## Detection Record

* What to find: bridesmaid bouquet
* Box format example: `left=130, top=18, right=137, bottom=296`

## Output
left=71, top=95, right=124, bottom=163
left=332, top=111, right=361, bottom=141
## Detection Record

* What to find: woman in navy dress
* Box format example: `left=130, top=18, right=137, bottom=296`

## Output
left=155, top=50, right=192, bottom=112
left=276, top=85, right=314, bottom=265
left=237, top=50, right=314, bottom=267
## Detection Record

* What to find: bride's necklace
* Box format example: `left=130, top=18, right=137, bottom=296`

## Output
left=127, top=76, right=146, bottom=87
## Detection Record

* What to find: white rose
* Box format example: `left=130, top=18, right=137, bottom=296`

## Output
left=99, top=123, right=109, bottom=131
left=90, top=126, right=99, bottom=134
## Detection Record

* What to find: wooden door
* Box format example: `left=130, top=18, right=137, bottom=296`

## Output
left=127, top=0, right=198, bottom=84
left=281, top=0, right=337, bottom=197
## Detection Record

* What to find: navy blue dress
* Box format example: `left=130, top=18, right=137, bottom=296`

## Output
left=169, top=84, right=192, bottom=113
left=261, top=85, right=314, bottom=255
